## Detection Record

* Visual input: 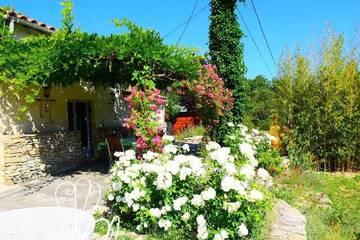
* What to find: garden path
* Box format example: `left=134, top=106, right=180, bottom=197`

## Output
left=269, top=199, right=307, bottom=240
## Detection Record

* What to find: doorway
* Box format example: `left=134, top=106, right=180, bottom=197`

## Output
left=67, top=101, right=93, bottom=160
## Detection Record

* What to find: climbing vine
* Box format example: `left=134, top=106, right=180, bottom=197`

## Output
left=0, top=1, right=201, bottom=113
left=209, top=0, right=248, bottom=122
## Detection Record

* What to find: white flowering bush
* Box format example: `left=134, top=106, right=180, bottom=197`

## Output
left=106, top=125, right=278, bottom=239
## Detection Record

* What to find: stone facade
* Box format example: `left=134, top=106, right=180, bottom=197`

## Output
left=0, top=131, right=82, bottom=184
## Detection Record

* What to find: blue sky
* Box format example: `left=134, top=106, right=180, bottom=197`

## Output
left=2, top=0, right=360, bottom=79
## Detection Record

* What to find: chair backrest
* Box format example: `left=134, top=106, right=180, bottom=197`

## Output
left=105, top=135, right=124, bottom=162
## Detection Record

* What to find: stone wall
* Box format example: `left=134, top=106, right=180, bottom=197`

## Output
left=0, top=131, right=82, bottom=184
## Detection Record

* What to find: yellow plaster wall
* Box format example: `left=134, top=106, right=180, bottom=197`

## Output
left=0, top=82, right=128, bottom=135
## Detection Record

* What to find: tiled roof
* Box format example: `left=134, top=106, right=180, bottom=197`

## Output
left=4, top=10, right=56, bottom=33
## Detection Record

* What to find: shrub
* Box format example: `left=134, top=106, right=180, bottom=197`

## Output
left=255, top=139, right=284, bottom=176
left=274, top=29, right=360, bottom=171
left=123, top=86, right=167, bottom=157
left=175, top=64, right=233, bottom=127
left=106, top=124, right=279, bottom=239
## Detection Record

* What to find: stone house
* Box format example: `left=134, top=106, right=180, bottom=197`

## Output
left=0, top=10, right=129, bottom=184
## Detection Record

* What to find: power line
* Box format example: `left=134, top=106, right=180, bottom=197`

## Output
left=237, top=8, right=274, bottom=78
left=250, top=0, right=277, bottom=69
left=176, top=0, right=199, bottom=45
left=163, top=4, right=209, bottom=39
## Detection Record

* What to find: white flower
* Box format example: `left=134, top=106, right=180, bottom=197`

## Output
left=114, top=151, right=124, bottom=158
left=252, top=128, right=260, bottom=135
left=156, top=172, right=173, bottom=190
left=163, top=135, right=175, bottom=142
left=201, top=188, right=216, bottom=201
left=210, top=147, right=231, bottom=165
left=239, top=165, right=256, bottom=180
left=166, top=161, right=180, bottom=175
left=181, top=212, right=190, bottom=221
left=227, top=122, right=234, bottom=127
left=119, top=172, right=131, bottom=183
left=174, top=154, right=188, bottom=164
left=191, top=194, right=205, bottom=207
left=143, top=151, right=158, bottom=161
left=237, top=223, right=249, bottom=237
left=136, top=224, right=142, bottom=232
left=161, top=205, right=172, bottom=214
left=205, top=141, right=221, bottom=152
left=132, top=203, right=140, bottom=212
left=179, top=167, right=192, bottom=180
left=248, top=189, right=264, bottom=202
left=223, top=201, right=241, bottom=213
left=182, top=144, right=190, bottom=152
left=115, top=196, right=122, bottom=203
left=221, top=176, right=247, bottom=195
left=149, top=208, right=162, bottom=218
left=239, top=143, right=256, bottom=162
left=196, top=215, right=206, bottom=225
left=112, top=182, right=121, bottom=191
left=173, top=196, right=188, bottom=211
left=224, top=162, right=237, bottom=175
left=107, top=193, right=114, bottom=201
left=237, top=124, right=248, bottom=136
left=196, top=215, right=208, bottom=240
left=214, top=230, right=229, bottom=240
left=257, top=168, right=270, bottom=180
left=164, top=144, right=178, bottom=154
left=158, top=219, right=172, bottom=231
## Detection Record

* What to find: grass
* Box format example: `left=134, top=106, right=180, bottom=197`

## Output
left=175, top=125, right=205, bottom=141
left=273, top=171, right=360, bottom=240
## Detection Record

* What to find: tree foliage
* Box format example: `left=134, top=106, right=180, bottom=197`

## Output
left=244, top=75, right=275, bottom=131
left=0, top=2, right=201, bottom=112
left=274, top=30, right=360, bottom=171
left=209, top=0, right=248, bottom=122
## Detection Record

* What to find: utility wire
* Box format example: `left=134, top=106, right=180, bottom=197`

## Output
left=237, top=8, right=274, bottom=78
left=175, top=0, right=200, bottom=45
left=164, top=4, right=209, bottom=39
left=250, top=0, right=277, bottom=69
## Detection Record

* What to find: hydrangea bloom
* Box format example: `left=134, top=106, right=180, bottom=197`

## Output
left=173, top=196, right=188, bottom=211
left=248, top=189, right=264, bottom=202
left=205, top=141, right=221, bottom=151
left=196, top=215, right=208, bottom=240
left=164, top=144, right=178, bottom=154
left=158, top=219, right=172, bottom=231
left=214, top=230, right=229, bottom=240
left=237, top=223, right=249, bottom=237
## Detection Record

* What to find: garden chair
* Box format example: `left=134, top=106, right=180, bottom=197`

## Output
left=105, top=134, right=124, bottom=166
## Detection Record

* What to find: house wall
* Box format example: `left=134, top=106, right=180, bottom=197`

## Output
left=0, top=131, right=82, bottom=184
left=0, top=82, right=127, bottom=135
left=12, top=23, right=44, bottom=40
left=0, top=82, right=129, bottom=184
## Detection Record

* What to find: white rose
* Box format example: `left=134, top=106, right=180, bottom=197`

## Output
left=214, top=230, right=229, bottom=240
left=107, top=193, right=114, bottom=201
left=237, top=223, right=249, bottom=237
left=248, top=189, right=264, bottom=202
left=191, top=194, right=205, bottom=207
left=149, top=208, right=162, bottom=218
left=201, top=188, right=216, bottom=201
left=182, top=144, right=190, bottom=152
left=181, top=212, right=190, bottom=221
left=227, top=122, right=235, bottom=127
left=164, top=144, right=178, bottom=154
left=173, top=196, right=188, bottom=211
